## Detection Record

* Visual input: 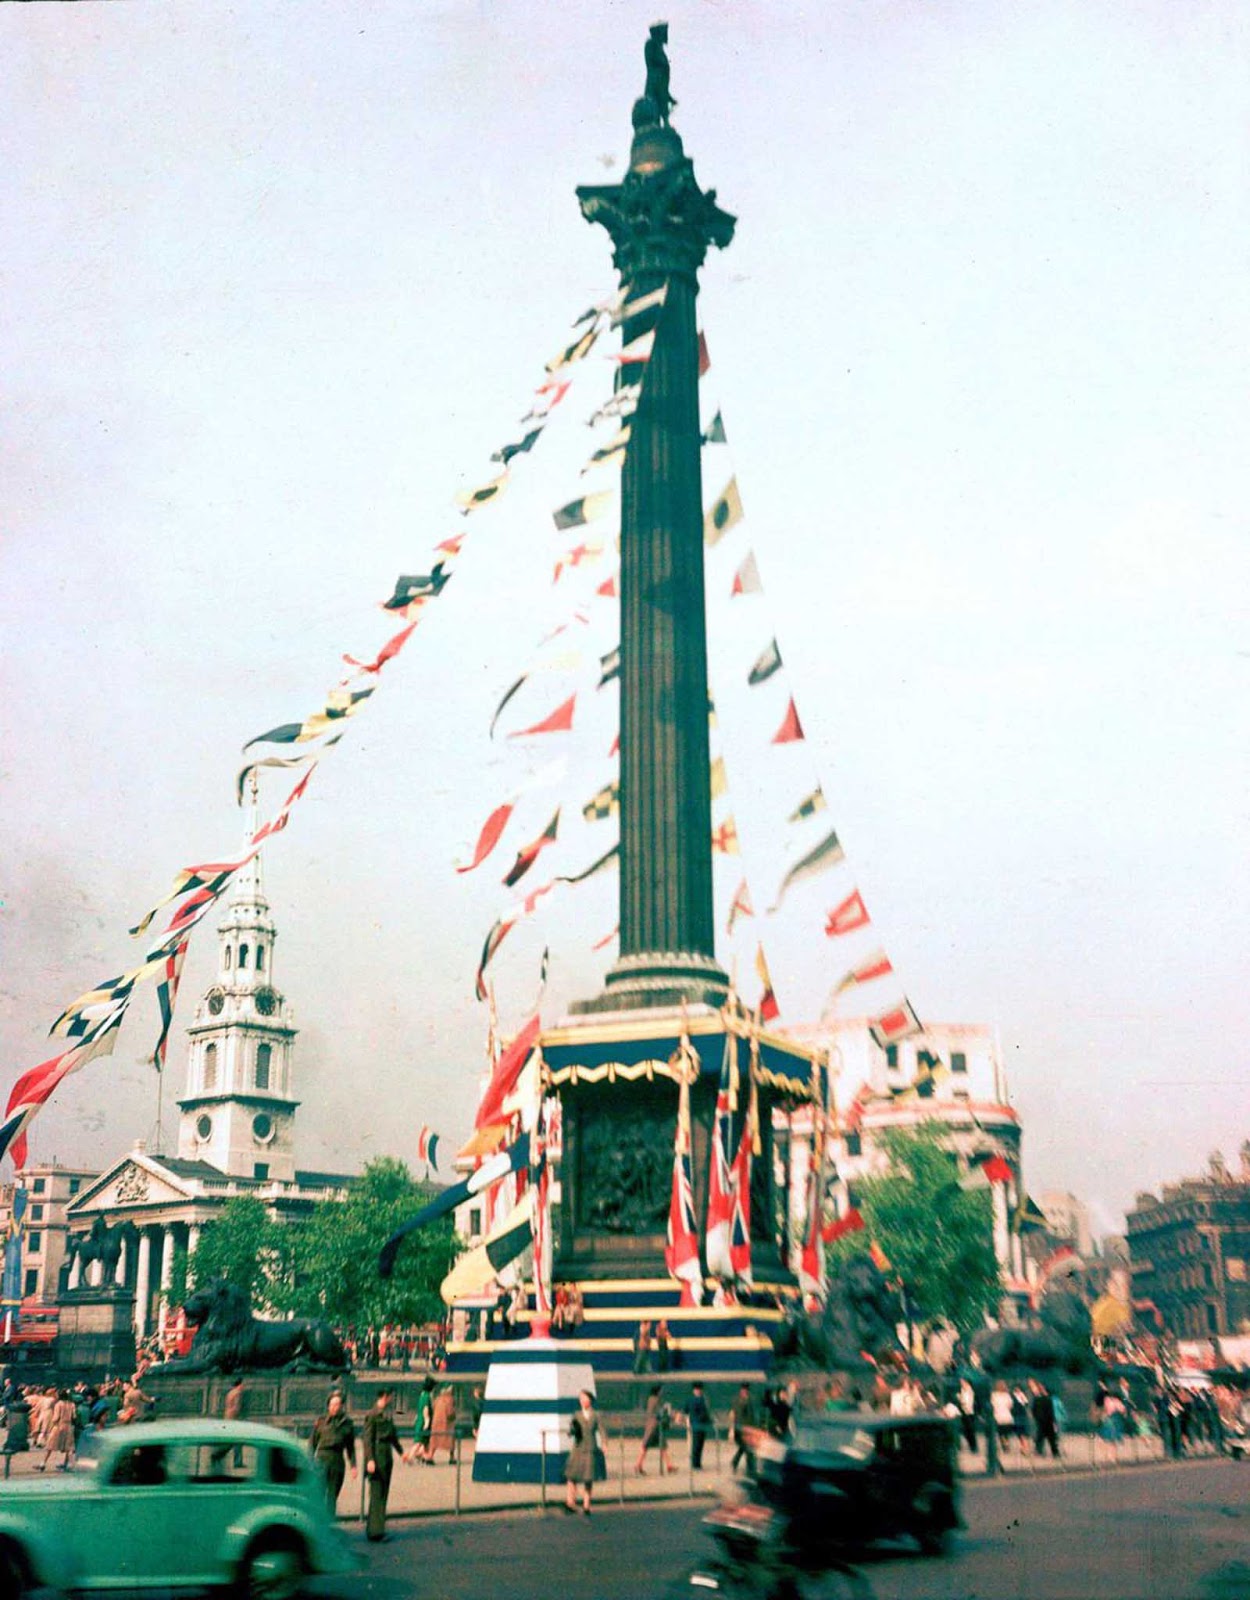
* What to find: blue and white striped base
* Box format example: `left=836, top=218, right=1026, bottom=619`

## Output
left=472, top=1338, right=597, bottom=1484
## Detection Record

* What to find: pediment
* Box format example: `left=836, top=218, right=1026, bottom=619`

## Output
left=66, top=1153, right=196, bottom=1215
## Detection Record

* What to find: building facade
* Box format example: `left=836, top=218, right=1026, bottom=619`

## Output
left=0, top=1163, right=99, bottom=1304
left=1126, top=1145, right=1250, bottom=1340
left=783, top=1016, right=1027, bottom=1294
left=62, top=836, right=351, bottom=1340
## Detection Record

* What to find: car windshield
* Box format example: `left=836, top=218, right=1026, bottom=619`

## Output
left=793, top=1421, right=876, bottom=1462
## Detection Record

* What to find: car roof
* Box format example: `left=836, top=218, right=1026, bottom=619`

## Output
left=96, top=1419, right=300, bottom=1449
left=799, top=1410, right=948, bottom=1430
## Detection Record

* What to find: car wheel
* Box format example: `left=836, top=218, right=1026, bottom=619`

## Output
left=234, top=1531, right=307, bottom=1600
left=0, top=1540, right=31, bottom=1598
left=916, top=1523, right=951, bottom=1557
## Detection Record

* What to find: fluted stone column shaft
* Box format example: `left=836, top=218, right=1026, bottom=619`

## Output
left=618, top=271, right=713, bottom=965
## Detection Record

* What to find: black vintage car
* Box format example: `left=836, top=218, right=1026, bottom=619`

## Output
left=685, top=1412, right=962, bottom=1598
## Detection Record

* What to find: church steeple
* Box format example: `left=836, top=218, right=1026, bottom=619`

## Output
left=176, top=788, right=299, bottom=1182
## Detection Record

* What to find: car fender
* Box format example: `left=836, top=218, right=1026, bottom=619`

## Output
left=219, top=1504, right=323, bottom=1571
left=0, top=1505, right=76, bottom=1591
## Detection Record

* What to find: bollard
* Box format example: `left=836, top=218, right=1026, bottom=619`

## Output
left=454, top=1440, right=462, bottom=1517
left=539, top=1429, right=548, bottom=1512
left=618, top=1433, right=626, bottom=1505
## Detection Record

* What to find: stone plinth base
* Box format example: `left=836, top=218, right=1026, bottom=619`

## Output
left=57, top=1291, right=136, bottom=1379
left=472, top=1339, right=596, bottom=1485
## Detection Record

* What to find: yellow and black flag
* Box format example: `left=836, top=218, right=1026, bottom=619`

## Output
left=704, top=478, right=744, bottom=546
left=583, top=780, right=619, bottom=822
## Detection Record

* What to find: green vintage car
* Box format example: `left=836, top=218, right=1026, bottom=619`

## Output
left=0, top=1418, right=357, bottom=1598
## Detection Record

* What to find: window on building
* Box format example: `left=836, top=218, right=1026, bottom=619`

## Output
left=255, top=1043, right=271, bottom=1091
left=68, top=1177, right=81, bottom=1195
left=204, top=1043, right=218, bottom=1092
left=885, top=1044, right=899, bottom=1070
left=254, top=1163, right=269, bottom=1181
left=224, top=946, right=233, bottom=970
left=32, top=1179, right=45, bottom=1194
left=846, top=1131, right=862, bottom=1157
left=27, top=1232, right=40, bottom=1254
left=239, top=944, right=249, bottom=970
left=256, top=945, right=265, bottom=972
left=468, top=1208, right=482, bottom=1237
left=1207, top=1303, right=1220, bottom=1333
left=951, top=1051, right=967, bottom=1074
left=23, top=1269, right=37, bottom=1296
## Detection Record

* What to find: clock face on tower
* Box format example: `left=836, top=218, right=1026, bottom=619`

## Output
left=207, top=989, right=225, bottom=1016
left=255, top=987, right=277, bottom=1017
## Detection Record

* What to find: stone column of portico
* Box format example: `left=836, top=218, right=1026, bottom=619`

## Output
left=134, top=1229, right=153, bottom=1339
left=114, top=1234, right=128, bottom=1288
left=188, top=1224, right=200, bottom=1257
left=156, top=1225, right=175, bottom=1336
left=67, top=1243, right=82, bottom=1292
left=992, top=1182, right=1011, bottom=1278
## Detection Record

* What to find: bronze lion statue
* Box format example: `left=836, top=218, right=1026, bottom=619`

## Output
left=773, top=1255, right=903, bottom=1371
left=157, top=1278, right=347, bottom=1374
left=971, top=1287, right=1096, bottom=1376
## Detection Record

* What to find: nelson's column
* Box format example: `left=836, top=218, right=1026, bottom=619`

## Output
left=539, top=27, right=823, bottom=1284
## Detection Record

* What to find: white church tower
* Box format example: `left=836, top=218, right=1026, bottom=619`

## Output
left=177, top=788, right=299, bottom=1182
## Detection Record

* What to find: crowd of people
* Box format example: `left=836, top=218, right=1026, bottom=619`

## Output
left=0, top=1370, right=156, bottom=1473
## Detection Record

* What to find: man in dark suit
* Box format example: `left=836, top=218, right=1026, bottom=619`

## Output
left=686, top=1382, right=713, bottom=1470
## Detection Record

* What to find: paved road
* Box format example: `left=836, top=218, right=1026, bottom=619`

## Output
left=310, top=1458, right=1250, bottom=1600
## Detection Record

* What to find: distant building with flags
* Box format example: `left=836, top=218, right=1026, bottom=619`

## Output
left=60, top=834, right=354, bottom=1350
left=782, top=1015, right=1029, bottom=1305
left=0, top=1163, right=97, bottom=1306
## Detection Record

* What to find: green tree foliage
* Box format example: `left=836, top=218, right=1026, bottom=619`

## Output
left=832, top=1122, right=1001, bottom=1335
left=279, top=1156, right=453, bottom=1328
left=188, top=1197, right=291, bottom=1312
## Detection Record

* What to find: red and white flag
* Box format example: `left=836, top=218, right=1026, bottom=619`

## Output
left=832, top=949, right=893, bottom=996
left=726, top=879, right=754, bottom=935
left=869, top=999, right=923, bottom=1048
left=508, top=693, right=576, bottom=740
left=825, top=889, right=871, bottom=938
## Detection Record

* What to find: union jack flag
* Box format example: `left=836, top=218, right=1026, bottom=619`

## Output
left=665, top=1049, right=703, bottom=1306
left=704, top=1034, right=737, bottom=1282
left=729, top=1099, right=754, bottom=1286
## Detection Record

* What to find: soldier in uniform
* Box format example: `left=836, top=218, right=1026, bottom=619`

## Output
left=361, top=1389, right=403, bottom=1542
left=309, top=1390, right=357, bottom=1513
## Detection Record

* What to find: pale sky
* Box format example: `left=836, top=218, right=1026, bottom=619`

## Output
left=3, top=2, right=1247, bottom=1232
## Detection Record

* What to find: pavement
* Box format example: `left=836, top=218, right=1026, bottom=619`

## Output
left=309, top=1456, right=1250, bottom=1600
left=333, top=1425, right=1228, bottom=1522
left=6, top=1421, right=1225, bottom=1523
